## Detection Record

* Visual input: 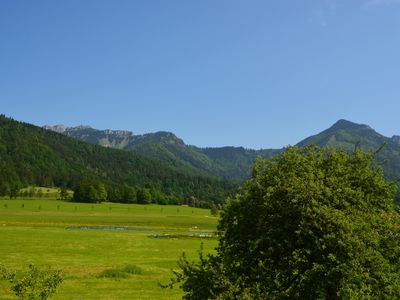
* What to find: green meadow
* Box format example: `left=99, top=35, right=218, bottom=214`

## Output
left=0, top=199, right=219, bottom=299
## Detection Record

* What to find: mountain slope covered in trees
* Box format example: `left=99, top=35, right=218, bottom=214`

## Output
left=0, top=115, right=236, bottom=206
left=45, top=119, right=400, bottom=183
left=44, top=125, right=281, bottom=181
left=297, top=119, right=400, bottom=181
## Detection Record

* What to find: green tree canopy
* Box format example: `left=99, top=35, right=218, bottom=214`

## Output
left=168, top=146, right=400, bottom=299
left=136, top=188, right=152, bottom=204
left=73, top=180, right=107, bottom=203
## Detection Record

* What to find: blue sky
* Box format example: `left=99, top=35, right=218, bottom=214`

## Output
left=1, top=0, right=400, bottom=149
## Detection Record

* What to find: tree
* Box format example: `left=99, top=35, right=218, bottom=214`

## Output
left=0, top=181, right=10, bottom=196
left=210, top=204, right=219, bottom=216
left=28, top=187, right=36, bottom=198
left=36, top=188, right=43, bottom=198
left=1, top=264, right=63, bottom=300
left=94, top=182, right=107, bottom=202
left=166, top=146, right=400, bottom=299
left=136, top=188, right=152, bottom=204
left=107, top=186, right=122, bottom=202
left=123, top=186, right=136, bottom=203
left=59, top=186, right=69, bottom=200
left=73, top=180, right=107, bottom=203
left=6, top=181, right=20, bottom=199
left=107, top=185, right=137, bottom=203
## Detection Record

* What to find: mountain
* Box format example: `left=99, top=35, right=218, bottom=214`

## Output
left=297, top=119, right=384, bottom=149
left=297, top=119, right=400, bottom=181
left=0, top=115, right=236, bottom=205
left=392, top=135, right=400, bottom=146
left=44, top=125, right=280, bottom=181
left=45, top=119, right=400, bottom=186
left=4, top=116, right=400, bottom=203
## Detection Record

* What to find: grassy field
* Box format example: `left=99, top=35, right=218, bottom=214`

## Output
left=0, top=199, right=219, bottom=299
left=17, top=186, right=73, bottom=199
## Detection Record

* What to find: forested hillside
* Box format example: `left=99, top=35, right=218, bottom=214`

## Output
left=297, top=119, right=400, bottom=181
left=45, top=119, right=400, bottom=185
left=0, top=115, right=236, bottom=206
left=45, top=125, right=281, bottom=181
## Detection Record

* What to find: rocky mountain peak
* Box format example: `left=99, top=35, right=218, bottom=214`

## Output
left=43, top=124, right=67, bottom=133
left=68, top=125, right=93, bottom=131
left=392, top=135, right=400, bottom=145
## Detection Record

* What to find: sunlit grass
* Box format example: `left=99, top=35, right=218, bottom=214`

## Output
left=0, top=199, right=218, bottom=299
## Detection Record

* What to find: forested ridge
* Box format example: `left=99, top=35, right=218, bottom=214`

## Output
left=0, top=115, right=236, bottom=206
left=46, top=124, right=281, bottom=181
left=47, top=119, right=400, bottom=184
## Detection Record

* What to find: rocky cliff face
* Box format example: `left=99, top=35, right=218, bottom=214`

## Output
left=43, top=124, right=67, bottom=133
left=43, top=125, right=135, bottom=149
left=392, top=135, right=400, bottom=145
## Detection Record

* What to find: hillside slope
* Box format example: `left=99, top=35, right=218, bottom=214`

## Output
left=44, top=125, right=280, bottom=181
left=45, top=119, right=400, bottom=186
left=297, top=119, right=400, bottom=180
left=0, top=115, right=236, bottom=205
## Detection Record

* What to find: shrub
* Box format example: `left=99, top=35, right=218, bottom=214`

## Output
left=121, top=264, right=143, bottom=275
left=1, top=264, right=63, bottom=300
left=98, top=264, right=143, bottom=279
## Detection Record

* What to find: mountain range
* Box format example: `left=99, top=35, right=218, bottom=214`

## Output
left=0, top=115, right=235, bottom=206
left=1, top=115, right=400, bottom=205
left=43, top=124, right=280, bottom=182
left=44, top=119, right=400, bottom=183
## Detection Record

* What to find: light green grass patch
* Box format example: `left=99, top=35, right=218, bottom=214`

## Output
left=0, top=199, right=218, bottom=299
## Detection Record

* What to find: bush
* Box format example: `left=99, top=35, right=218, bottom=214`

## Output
left=98, top=268, right=129, bottom=279
left=98, top=264, right=143, bottom=279
left=121, top=264, right=143, bottom=275
left=1, top=264, right=63, bottom=300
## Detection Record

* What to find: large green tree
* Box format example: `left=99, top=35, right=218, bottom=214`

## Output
left=73, top=180, right=107, bottom=203
left=167, top=146, right=400, bottom=299
left=136, top=188, right=152, bottom=204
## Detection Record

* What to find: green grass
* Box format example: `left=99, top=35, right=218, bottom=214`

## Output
left=0, top=199, right=218, bottom=299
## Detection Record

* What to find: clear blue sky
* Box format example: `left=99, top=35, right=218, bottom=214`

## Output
left=1, top=0, right=400, bottom=149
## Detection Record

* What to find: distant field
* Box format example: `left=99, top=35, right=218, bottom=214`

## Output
left=16, top=186, right=73, bottom=199
left=0, top=199, right=219, bottom=299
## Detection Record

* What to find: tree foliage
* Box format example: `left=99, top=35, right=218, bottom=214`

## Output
left=136, top=188, right=152, bottom=204
left=73, top=180, right=107, bottom=203
left=167, top=146, right=400, bottom=299
left=1, top=264, right=63, bottom=300
left=58, top=186, right=69, bottom=200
